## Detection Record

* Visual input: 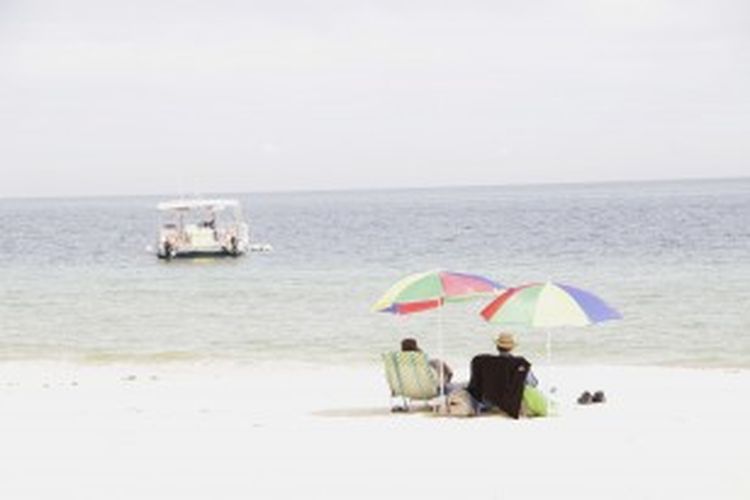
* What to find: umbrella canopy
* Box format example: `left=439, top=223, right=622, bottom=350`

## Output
left=373, top=270, right=503, bottom=315
left=480, top=282, right=621, bottom=327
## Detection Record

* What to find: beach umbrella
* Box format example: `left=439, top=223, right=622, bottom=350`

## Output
left=480, top=281, right=621, bottom=413
left=480, top=281, right=621, bottom=364
left=373, top=270, right=504, bottom=397
left=373, top=270, right=503, bottom=314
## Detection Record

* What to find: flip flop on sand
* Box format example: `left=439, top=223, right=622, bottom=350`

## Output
left=577, top=391, right=593, bottom=405
left=592, top=390, right=606, bottom=403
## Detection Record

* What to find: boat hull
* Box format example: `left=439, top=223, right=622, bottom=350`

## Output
left=157, top=245, right=246, bottom=259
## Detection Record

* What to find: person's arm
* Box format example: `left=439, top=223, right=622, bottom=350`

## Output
left=440, top=360, right=453, bottom=383
left=526, top=368, right=538, bottom=387
left=429, top=359, right=452, bottom=384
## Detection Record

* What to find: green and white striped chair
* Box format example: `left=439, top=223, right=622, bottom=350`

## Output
left=382, top=351, right=439, bottom=411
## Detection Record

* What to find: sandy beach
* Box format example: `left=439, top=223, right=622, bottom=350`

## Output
left=0, top=361, right=747, bottom=499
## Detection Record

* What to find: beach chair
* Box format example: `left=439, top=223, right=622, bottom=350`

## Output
left=381, top=351, right=439, bottom=411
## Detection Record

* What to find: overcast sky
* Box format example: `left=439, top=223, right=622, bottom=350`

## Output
left=1, top=1, right=748, bottom=198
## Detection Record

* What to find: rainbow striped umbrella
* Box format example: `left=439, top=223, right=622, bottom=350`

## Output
left=373, top=270, right=503, bottom=399
left=480, top=282, right=621, bottom=327
left=373, top=270, right=503, bottom=314
left=480, top=282, right=621, bottom=410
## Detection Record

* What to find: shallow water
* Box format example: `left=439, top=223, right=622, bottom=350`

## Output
left=1, top=179, right=749, bottom=367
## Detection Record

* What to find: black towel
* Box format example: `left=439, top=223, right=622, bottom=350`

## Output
left=467, top=354, right=530, bottom=419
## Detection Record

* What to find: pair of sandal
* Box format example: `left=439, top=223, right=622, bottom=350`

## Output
left=577, top=390, right=606, bottom=404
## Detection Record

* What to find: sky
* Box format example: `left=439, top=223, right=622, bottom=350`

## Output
left=1, top=0, right=749, bottom=198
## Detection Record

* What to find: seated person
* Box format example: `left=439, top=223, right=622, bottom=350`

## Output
left=401, top=337, right=453, bottom=386
left=466, top=332, right=547, bottom=418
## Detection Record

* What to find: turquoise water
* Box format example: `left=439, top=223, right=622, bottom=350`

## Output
left=1, top=179, right=749, bottom=367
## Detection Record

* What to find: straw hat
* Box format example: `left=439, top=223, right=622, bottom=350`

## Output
left=495, top=332, right=517, bottom=351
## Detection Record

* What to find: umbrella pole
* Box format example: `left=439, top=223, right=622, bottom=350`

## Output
left=438, top=306, right=445, bottom=401
left=546, top=330, right=558, bottom=416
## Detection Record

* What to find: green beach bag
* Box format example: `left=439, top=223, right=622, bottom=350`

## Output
left=522, top=386, right=548, bottom=417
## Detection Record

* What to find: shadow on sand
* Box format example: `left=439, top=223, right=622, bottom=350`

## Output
left=312, top=405, right=434, bottom=418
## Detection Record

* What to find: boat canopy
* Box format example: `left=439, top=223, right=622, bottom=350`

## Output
left=157, top=199, right=240, bottom=212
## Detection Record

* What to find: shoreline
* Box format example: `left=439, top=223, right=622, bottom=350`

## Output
left=2, top=355, right=749, bottom=373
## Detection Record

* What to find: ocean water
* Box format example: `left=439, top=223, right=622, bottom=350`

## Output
left=1, top=179, right=749, bottom=368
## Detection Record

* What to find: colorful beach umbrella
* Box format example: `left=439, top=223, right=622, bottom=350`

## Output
left=480, top=282, right=621, bottom=327
left=480, top=282, right=621, bottom=412
left=372, top=270, right=503, bottom=315
left=373, top=270, right=503, bottom=399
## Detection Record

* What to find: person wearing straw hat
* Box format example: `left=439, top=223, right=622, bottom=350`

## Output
left=494, top=333, right=539, bottom=387
left=466, top=332, right=547, bottom=418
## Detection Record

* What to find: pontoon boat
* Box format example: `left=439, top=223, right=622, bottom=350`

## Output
left=156, top=199, right=250, bottom=259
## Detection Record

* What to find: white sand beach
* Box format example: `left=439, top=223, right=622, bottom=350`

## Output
left=0, top=362, right=747, bottom=499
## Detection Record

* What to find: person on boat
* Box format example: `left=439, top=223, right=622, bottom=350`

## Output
left=202, top=216, right=216, bottom=229
left=400, top=338, right=453, bottom=385
left=466, top=332, right=547, bottom=418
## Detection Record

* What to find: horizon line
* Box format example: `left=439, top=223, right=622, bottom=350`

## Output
left=1, top=174, right=748, bottom=202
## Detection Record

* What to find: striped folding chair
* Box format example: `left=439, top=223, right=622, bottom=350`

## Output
left=382, top=351, right=439, bottom=411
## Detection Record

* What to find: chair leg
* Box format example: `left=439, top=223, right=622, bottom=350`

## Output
left=389, top=395, right=409, bottom=413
